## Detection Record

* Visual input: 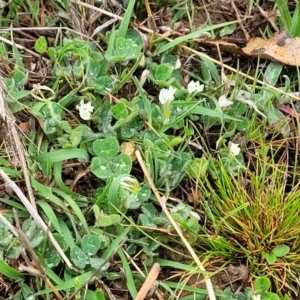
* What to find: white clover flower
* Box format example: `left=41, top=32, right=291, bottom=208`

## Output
left=190, top=211, right=201, bottom=221
left=76, top=100, right=94, bottom=120
left=174, top=59, right=181, bottom=69
left=187, top=80, right=204, bottom=94
left=229, top=142, right=241, bottom=157
left=219, top=95, right=233, bottom=108
left=159, top=86, right=176, bottom=105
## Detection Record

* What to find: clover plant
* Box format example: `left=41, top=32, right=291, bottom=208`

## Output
left=91, top=136, right=132, bottom=181
left=70, top=234, right=110, bottom=270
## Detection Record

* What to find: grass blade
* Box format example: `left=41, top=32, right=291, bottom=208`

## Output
left=32, top=149, right=89, bottom=163
left=157, top=21, right=238, bottom=54
left=0, top=260, right=23, bottom=280
left=116, top=0, right=136, bottom=39
left=118, top=249, right=137, bottom=298
left=276, top=0, right=292, bottom=35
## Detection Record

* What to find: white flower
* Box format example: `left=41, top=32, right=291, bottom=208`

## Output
left=159, top=86, right=176, bottom=105
left=219, top=95, right=233, bottom=108
left=252, top=295, right=261, bottom=300
left=190, top=211, right=201, bottom=221
left=187, top=80, right=204, bottom=94
left=229, top=142, right=241, bottom=157
left=174, top=59, right=181, bottom=69
left=76, top=100, right=94, bottom=120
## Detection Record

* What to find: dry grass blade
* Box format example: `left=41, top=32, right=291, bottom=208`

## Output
left=68, top=0, right=123, bottom=20
left=13, top=209, right=63, bottom=300
left=0, top=75, right=37, bottom=210
left=0, top=170, right=73, bottom=269
left=135, top=150, right=216, bottom=300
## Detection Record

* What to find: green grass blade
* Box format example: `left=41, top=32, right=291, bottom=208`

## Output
left=53, top=188, right=90, bottom=234
left=291, top=4, right=300, bottom=37
left=116, top=0, right=136, bottom=39
left=107, top=174, right=129, bottom=214
left=157, top=21, right=238, bottom=54
left=102, top=227, right=130, bottom=260
left=37, top=200, right=62, bottom=235
left=57, top=217, right=75, bottom=248
left=0, top=260, right=23, bottom=280
left=32, top=148, right=89, bottom=163
left=276, top=0, right=292, bottom=35
left=53, top=161, right=87, bottom=200
left=118, top=249, right=137, bottom=298
left=33, top=271, right=94, bottom=295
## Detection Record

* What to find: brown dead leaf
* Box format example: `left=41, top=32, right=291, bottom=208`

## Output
left=18, top=121, right=30, bottom=133
left=242, top=31, right=300, bottom=65
left=120, top=142, right=136, bottom=162
left=201, top=31, right=300, bottom=66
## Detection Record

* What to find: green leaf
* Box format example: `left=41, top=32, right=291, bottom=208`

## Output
left=266, top=252, right=276, bottom=264
left=93, top=206, right=121, bottom=227
left=93, top=136, right=119, bottom=159
left=187, top=157, right=209, bottom=180
left=115, top=37, right=134, bottom=57
left=89, top=257, right=110, bottom=270
left=219, top=24, right=237, bottom=37
left=272, top=244, right=290, bottom=257
left=91, top=157, right=111, bottom=180
left=112, top=102, right=128, bottom=120
left=255, top=276, right=271, bottom=293
left=35, top=36, right=48, bottom=54
left=81, top=235, right=101, bottom=256
left=264, top=62, right=282, bottom=86
left=70, top=245, right=89, bottom=269
left=155, top=64, right=173, bottom=81
left=22, top=219, right=45, bottom=248
left=262, top=292, right=280, bottom=300
left=45, top=249, right=61, bottom=268
left=112, top=154, right=132, bottom=175
left=95, top=76, right=113, bottom=95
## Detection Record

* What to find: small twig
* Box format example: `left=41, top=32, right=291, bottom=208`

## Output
left=69, top=0, right=123, bottom=20
left=0, top=170, right=73, bottom=269
left=0, top=35, right=49, bottom=62
left=0, top=212, right=18, bottom=236
left=13, top=209, right=63, bottom=300
left=0, top=75, right=37, bottom=210
left=231, top=0, right=250, bottom=41
left=135, top=150, right=216, bottom=300
left=135, top=263, right=161, bottom=300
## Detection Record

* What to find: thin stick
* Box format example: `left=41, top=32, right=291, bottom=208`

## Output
left=135, top=263, right=160, bottom=300
left=69, top=0, right=123, bottom=20
left=0, top=212, right=18, bottom=236
left=135, top=150, right=216, bottom=300
left=0, top=170, right=73, bottom=269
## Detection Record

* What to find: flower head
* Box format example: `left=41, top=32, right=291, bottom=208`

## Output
left=219, top=95, right=233, bottom=108
left=76, top=100, right=94, bottom=120
left=174, top=59, right=181, bottom=69
left=187, top=80, right=204, bottom=94
left=229, top=142, right=240, bottom=157
left=159, top=86, right=176, bottom=105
